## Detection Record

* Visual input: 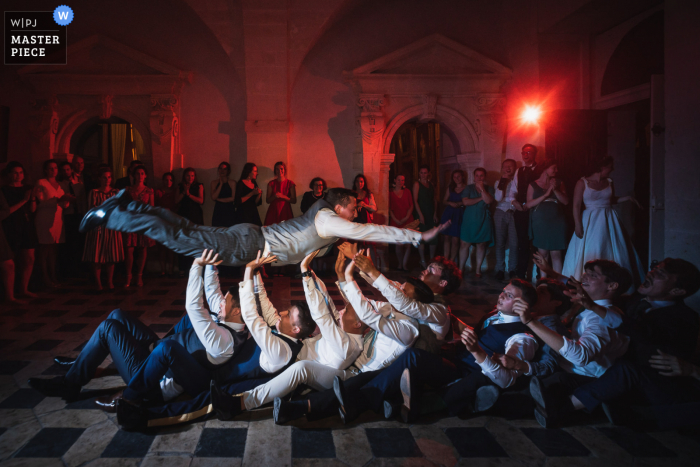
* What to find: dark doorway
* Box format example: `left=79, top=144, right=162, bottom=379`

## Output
left=389, top=121, right=442, bottom=196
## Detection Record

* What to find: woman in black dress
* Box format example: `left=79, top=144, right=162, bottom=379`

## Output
left=300, top=177, right=326, bottom=213
left=175, top=167, right=204, bottom=274
left=1, top=161, right=39, bottom=301
left=210, top=161, right=236, bottom=227
left=234, top=163, right=262, bottom=226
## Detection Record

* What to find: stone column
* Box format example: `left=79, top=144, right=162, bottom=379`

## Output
left=28, top=96, right=59, bottom=173
left=376, top=153, right=395, bottom=225
left=475, top=93, right=508, bottom=175
left=358, top=94, right=388, bottom=218
left=150, top=94, right=179, bottom=178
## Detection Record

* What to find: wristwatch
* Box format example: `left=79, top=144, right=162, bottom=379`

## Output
left=301, top=271, right=313, bottom=278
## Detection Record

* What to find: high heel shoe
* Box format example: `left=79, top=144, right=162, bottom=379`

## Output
left=124, top=274, right=132, bottom=288
left=136, top=274, right=144, bottom=287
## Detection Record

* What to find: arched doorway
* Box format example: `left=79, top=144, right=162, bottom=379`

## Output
left=70, top=116, right=146, bottom=182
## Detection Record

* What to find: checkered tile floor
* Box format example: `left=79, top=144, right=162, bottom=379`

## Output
left=1, top=272, right=699, bottom=466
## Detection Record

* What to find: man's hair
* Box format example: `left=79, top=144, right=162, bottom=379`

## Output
left=325, top=188, right=356, bottom=209
left=431, top=256, right=462, bottom=295
left=473, top=167, right=487, bottom=177
left=509, top=278, right=538, bottom=306
left=502, top=158, right=517, bottom=167
left=536, top=277, right=571, bottom=315
left=584, top=259, right=632, bottom=297
left=521, top=143, right=538, bottom=154
left=406, top=277, right=434, bottom=304
left=662, top=258, right=700, bottom=298
left=291, top=300, right=316, bottom=338
left=226, top=286, right=240, bottom=308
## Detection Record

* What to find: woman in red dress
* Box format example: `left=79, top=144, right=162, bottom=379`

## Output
left=124, top=165, right=155, bottom=287
left=264, top=161, right=297, bottom=226
left=389, top=174, right=414, bottom=271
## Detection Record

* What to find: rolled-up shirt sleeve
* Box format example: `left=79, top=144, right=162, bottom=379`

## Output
left=303, top=272, right=348, bottom=359
left=478, top=333, right=538, bottom=388
left=315, top=210, right=421, bottom=246
left=187, top=263, right=237, bottom=364
left=559, top=321, right=609, bottom=368
left=372, top=274, right=449, bottom=328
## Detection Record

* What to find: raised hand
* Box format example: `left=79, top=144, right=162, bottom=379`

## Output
left=492, top=352, right=519, bottom=370
left=511, top=297, right=533, bottom=324
left=563, top=278, right=595, bottom=310
left=533, top=252, right=554, bottom=276
left=353, top=252, right=378, bottom=277
left=338, top=242, right=358, bottom=260
left=195, top=249, right=224, bottom=267
left=300, top=249, right=320, bottom=273
left=344, top=255, right=360, bottom=279
left=245, top=250, right=277, bottom=270
left=460, top=326, right=480, bottom=353
left=421, top=221, right=451, bottom=242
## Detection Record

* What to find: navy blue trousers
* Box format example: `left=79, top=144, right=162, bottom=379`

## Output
left=65, top=309, right=159, bottom=387
left=358, top=348, right=462, bottom=413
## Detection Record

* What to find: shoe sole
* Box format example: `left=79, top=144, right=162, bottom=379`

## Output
left=534, top=405, right=549, bottom=428
left=474, top=385, right=499, bottom=412
left=400, top=369, right=411, bottom=411
left=383, top=401, right=394, bottom=419
left=333, top=376, right=346, bottom=409
left=273, top=398, right=282, bottom=424
left=529, top=377, right=546, bottom=409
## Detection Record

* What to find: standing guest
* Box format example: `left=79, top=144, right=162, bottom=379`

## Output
left=72, top=155, right=95, bottom=193
left=352, top=174, right=382, bottom=269
left=35, top=159, right=70, bottom=288
left=526, top=159, right=569, bottom=276
left=57, top=161, right=81, bottom=277
left=389, top=174, right=414, bottom=271
left=124, top=165, right=155, bottom=287
left=264, top=161, right=296, bottom=226
left=1, top=162, right=38, bottom=299
left=440, top=169, right=467, bottom=263
left=234, top=163, right=263, bottom=226
left=115, top=160, right=142, bottom=189
left=0, top=191, right=19, bottom=303
left=413, top=165, right=438, bottom=269
left=493, top=159, right=520, bottom=280
left=301, top=177, right=326, bottom=214
left=459, top=167, right=495, bottom=279
left=211, top=162, right=236, bottom=227
left=83, top=168, right=124, bottom=290
left=511, top=144, right=539, bottom=279
left=175, top=167, right=204, bottom=276
left=562, top=157, right=644, bottom=288
left=155, top=172, right=177, bottom=276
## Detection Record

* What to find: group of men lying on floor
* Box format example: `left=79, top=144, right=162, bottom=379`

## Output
left=29, top=245, right=700, bottom=431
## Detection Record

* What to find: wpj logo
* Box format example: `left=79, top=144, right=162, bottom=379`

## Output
left=4, top=6, right=72, bottom=65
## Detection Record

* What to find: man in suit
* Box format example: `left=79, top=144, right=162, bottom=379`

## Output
left=566, top=258, right=700, bottom=428
left=114, top=159, right=142, bottom=189
left=510, top=144, right=539, bottom=279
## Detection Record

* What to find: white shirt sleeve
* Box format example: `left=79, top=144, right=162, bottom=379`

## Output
left=509, top=173, right=519, bottom=201
left=254, top=272, right=280, bottom=327
left=342, top=280, right=419, bottom=347
left=372, top=274, right=449, bottom=327
left=303, top=272, right=348, bottom=352
left=203, top=265, right=225, bottom=317
left=559, top=318, right=609, bottom=368
left=599, top=306, right=624, bottom=329
left=239, top=279, right=292, bottom=373
left=315, top=210, right=422, bottom=246
left=495, top=185, right=505, bottom=202
left=477, top=333, right=538, bottom=388
left=186, top=263, right=236, bottom=364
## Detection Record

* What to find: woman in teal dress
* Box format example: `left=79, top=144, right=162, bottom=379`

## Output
left=459, top=167, right=494, bottom=278
left=412, top=165, right=438, bottom=269
left=526, top=159, right=569, bottom=275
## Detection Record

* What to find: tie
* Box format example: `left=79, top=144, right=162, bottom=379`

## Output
left=364, top=329, right=377, bottom=359
left=311, top=275, right=340, bottom=327
left=633, top=298, right=653, bottom=317
left=482, top=313, right=501, bottom=329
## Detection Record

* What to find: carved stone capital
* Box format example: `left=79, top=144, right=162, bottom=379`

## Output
left=99, top=95, right=113, bottom=119
left=150, top=95, right=178, bottom=112
left=420, top=94, right=438, bottom=121
left=29, top=95, right=59, bottom=113
left=358, top=94, right=386, bottom=113
left=380, top=154, right=395, bottom=173
left=359, top=113, right=385, bottom=144
left=476, top=93, right=506, bottom=112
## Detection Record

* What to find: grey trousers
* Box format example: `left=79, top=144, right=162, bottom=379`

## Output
left=104, top=201, right=265, bottom=266
left=494, top=209, right=518, bottom=273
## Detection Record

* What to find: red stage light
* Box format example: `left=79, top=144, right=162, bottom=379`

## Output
left=522, top=105, right=542, bottom=124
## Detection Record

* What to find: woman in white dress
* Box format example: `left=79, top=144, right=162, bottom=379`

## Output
left=35, top=160, right=71, bottom=287
left=562, top=157, right=645, bottom=289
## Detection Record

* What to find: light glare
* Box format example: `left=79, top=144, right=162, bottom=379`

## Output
left=522, top=105, right=541, bottom=124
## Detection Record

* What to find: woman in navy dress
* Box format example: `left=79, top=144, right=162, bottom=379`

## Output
left=211, top=162, right=236, bottom=227
left=440, top=169, right=467, bottom=263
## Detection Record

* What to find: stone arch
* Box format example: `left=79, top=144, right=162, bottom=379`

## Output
left=382, top=103, right=479, bottom=155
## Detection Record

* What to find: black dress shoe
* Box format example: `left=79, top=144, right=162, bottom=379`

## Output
left=495, top=271, right=505, bottom=281
left=333, top=376, right=358, bottom=424
left=54, top=356, right=76, bottom=365
left=116, top=399, right=147, bottom=431
left=399, top=368, right=415, bottom=423
left=474, top=384, right=500, bottom=412
left=210, top=380, right=241, bottom=421
left=273, top=397, right=306, bottom=425
left=28, top=377, right=81, bottom=398
left=79, top=189, right=130, bottom=233
left=383, top=400, right=399, bottom=419
left=94, top=390, right=124, bottom=413
left=529, top=376, right=573, bottom=428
